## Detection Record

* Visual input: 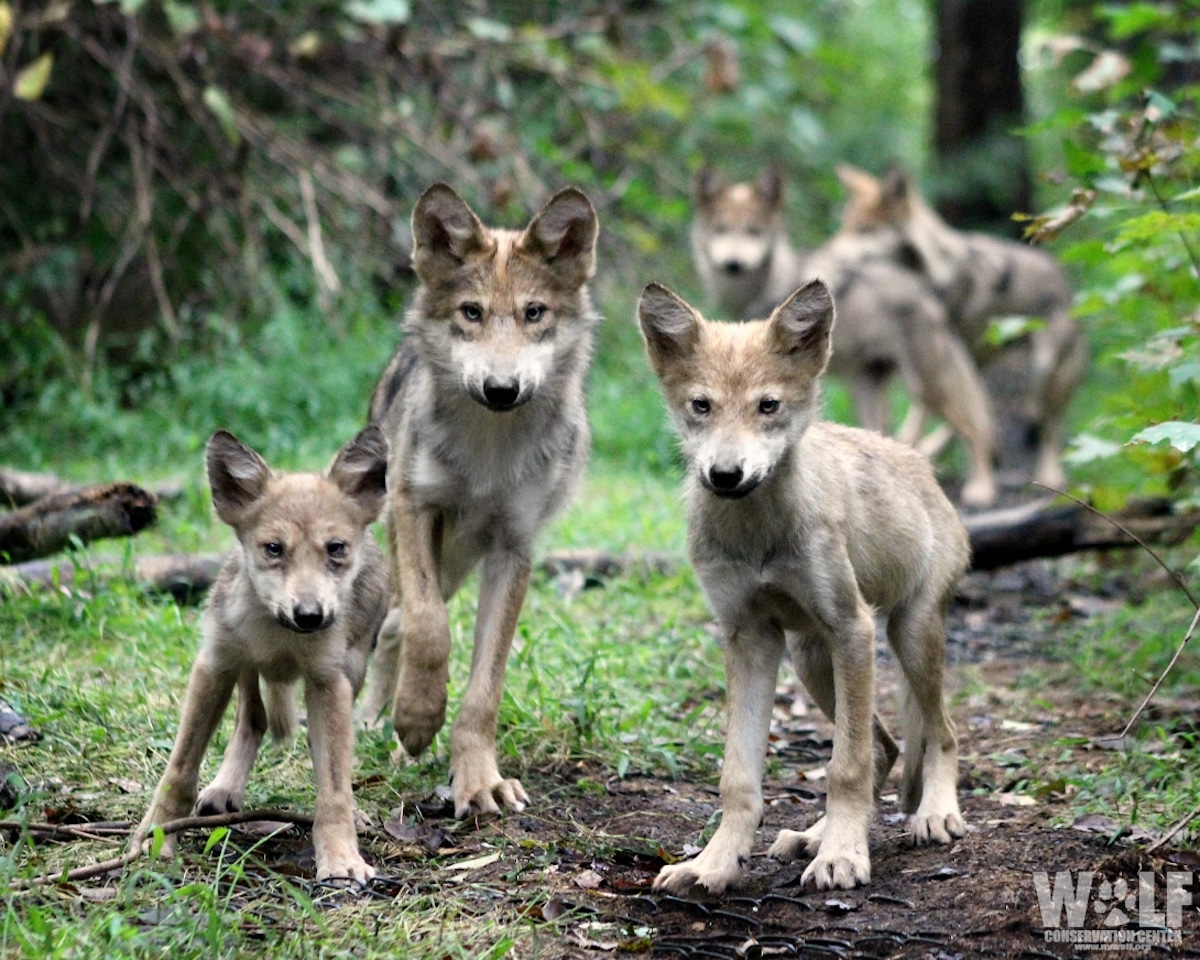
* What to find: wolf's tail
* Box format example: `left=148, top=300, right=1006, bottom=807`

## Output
left=262, top=680, right=299, bottom=742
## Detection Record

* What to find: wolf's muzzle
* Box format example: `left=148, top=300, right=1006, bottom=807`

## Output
left=701, top=464, right=760, bottom=499
left=477, top=376, right=527, bottom=411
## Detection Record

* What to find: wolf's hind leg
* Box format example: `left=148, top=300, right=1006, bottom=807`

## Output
left=886, top=590, right=964, bottom=846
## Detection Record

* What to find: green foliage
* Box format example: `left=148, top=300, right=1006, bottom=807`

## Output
left=1029, top=2, right=1200, bottom=521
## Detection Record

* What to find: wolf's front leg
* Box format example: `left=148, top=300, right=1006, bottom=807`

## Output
left=449, top=548, right=531, bottom=817
left=196, top=670, right=268, bottom=815
left=388, top=495, right=451, bottom=758
left=800, top=603, right=877, bottom=891
left=134, top=658, right=236, bottom=856
left=307, top=673, right=375, bottom=883
left=654, top=622, right=784, bottom=896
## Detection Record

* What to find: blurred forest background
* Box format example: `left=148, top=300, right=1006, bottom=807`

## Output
left=0, top=0, right=1196, bottom=521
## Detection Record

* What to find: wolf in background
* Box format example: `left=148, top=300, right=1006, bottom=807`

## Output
left=837, top=164, right=1088, bottom=490
left=692, top=166, right=998, bottom=506
left=135, top=427, right=390, bottom=883
left=361, top=183, right=599, bottom=817
left=639, top=279, right=968, bottom=893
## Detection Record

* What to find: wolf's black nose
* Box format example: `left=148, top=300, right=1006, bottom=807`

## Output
left=722, top=260, right=743, bottom=275
left=292, top=602, right=324, bottom=632
left=482, top=377, right=520, bottom=410
left=708, top=465, right=744, bottom=491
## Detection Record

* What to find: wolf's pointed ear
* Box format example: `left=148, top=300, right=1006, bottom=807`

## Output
left=521, top=187, right=598, bottom=285
left=881, top=164, right=913, bottom=214
left=757, top=165, right=784, bottom=209
left=835, top=163, right=879, bottom=198
left=638, top=282, right=701, bottom=368
left=207, top=430, right=271, bottom=525
left=412, top=183, right=490, bottom=278
left=328, top=425, right=389, bottom=525
left=769, top=280, right=835, bottom=372
left=695, top=166, right=725, bottom=207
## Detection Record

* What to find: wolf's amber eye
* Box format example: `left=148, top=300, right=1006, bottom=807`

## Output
left=327, top=540, right=347, bottom=560
left=263, top=541, right=284, bottom=559
left=690, top=397, right=711, bottom=416
left=759, top=398, right=780, bottom=415
left=524, top=303, right=546, bottom=323
left=461, top=303, right=483, bottom=323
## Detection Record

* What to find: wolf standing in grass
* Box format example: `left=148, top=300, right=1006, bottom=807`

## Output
left=639, top=280, right=968, bottom=893
left=135, top=427, right=389, bottom=883
left=361, top=184, right=599, bottom=817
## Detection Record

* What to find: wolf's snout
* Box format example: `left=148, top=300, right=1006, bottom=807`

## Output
left=709, top=464, right=744, bottom=491
left=482, top=376, right=521, bottom=411
left=289, top=601, right=327, bottom=633
left=722, top=259, right=744, bottom=275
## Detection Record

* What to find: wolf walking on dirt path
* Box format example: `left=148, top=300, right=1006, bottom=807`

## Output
left=362, top=183, right=600, bottom=818
left=639, top=279, right=969, bottom=893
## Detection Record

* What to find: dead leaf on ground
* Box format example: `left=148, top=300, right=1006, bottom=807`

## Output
left=573, top=868, right=604, bottom=890
left=383, top=814, right=447, bottom=852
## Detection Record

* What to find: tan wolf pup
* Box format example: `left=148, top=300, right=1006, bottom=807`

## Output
left=838, top=164, right=1088, bottom=490
left=691, top=166, right=998, bottom=506
left=638, top=279, right=968, bottom=893
left=361, top=183, right=599, bottom=817
left=134, top=427, right=389, bottom=883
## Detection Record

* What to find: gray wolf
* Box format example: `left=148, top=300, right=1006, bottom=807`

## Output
left=692, top=167, right=998, bottom=506
left=361, top=183, right=599, bottom=818
left=134, top=427, right=390, bottom=883
left=639, top=279, right=968, bottom=892
left=837, top=164, right=1088, bottom=490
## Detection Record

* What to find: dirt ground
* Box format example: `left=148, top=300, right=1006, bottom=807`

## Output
left=183, top=557, right=1199, bottom=959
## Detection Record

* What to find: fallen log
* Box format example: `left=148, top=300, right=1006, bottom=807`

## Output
left=0, top=483, right=157, bottom=564
left=0, top=467, right=69, bottom=507
left=0, top=467, right=184, bottom=508
left=0, top=497, right=1195, bottom=595
left=964, top=496, right=1199, bottom=571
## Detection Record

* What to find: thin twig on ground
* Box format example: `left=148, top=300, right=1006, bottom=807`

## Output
left=7, top=808, right=315, bottom=888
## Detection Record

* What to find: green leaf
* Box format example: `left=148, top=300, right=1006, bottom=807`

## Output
left=1115, top=211, right=1200, bottom=246
left=1065, top=434, right=1123, bottom=465
left=345, top=0, right=410, bottom=26
left=13, top=52, right=53, bottom=101
left=202, top=86, right=241, bottom=146
left=1129, top=422, right=1200, bottom=454
left=203, top=825, right=230, bottom=854
left=1169, top=362, right=1200, bottom=389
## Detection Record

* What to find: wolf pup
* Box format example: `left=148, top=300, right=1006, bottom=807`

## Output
left=134, top=427, right=389, bottom=883
left=838, top=164, right=1088, bottom=490
left=639, top=280, right=968, bottom=893
left=361, top=184, right=599, bottom=818
left=692, top=166, right=998, bottom=506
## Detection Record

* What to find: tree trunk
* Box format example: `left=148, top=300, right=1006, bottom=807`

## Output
left=933, top=0, right=1032, bottom=232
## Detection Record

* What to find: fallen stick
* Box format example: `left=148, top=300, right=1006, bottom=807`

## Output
left=7, top=808, right=316, bottom=888
left=0, top=483, right=157, bottom=564
left=963, top=496, right=1199, bottom=572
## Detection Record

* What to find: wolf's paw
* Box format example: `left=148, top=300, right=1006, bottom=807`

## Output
left=653, top=854, right=743, bottom=897
left=391, top=670, right=448, bottom=759
left=196, top=783, right=243, bottom=816
left=132, top=818, right=179, bottom=858
left=960, top=474, right=997, bottom=509
left=800, top=847, right=871, bottom=891
left=768, top=817, right=826, bottom=861
left=315, top=846, right=376, bottom=885
left=910, top=808, right=966, bottom=846
left=450, top=752, right=528, bottom=817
